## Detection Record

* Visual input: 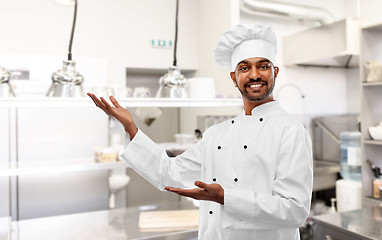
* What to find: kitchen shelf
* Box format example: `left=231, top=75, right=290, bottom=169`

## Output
left=0, top=158, right=129, bottom=177
left=363, top=140, right=382, bottom=145
left=363, top=196, right=382, bottom=207
left=360, top=23, right=382, bottom=207
left=362, top=21, right=382, bottom=31
left=0, top=97, right=243, bottom=108
left=362, top=81, right=382, bottom=87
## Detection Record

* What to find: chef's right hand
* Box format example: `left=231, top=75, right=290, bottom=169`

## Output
left=87, top=93, right=138, bottom=139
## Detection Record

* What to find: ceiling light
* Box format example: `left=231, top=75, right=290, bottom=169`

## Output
left=156, top=0, right=187, bottom=98
left=0, top=66, right=16, bottom=97
left=47, top=0, right=85, bottom=97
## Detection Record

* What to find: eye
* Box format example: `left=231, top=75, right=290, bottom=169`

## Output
left=259, top=64, right=270, bottom=70
left=239, top=66, right=248, bottom=71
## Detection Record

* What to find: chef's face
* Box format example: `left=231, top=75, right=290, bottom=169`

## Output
left=230, top=57, right=279, bottom=102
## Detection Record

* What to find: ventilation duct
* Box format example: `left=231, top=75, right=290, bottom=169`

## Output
left=283, top=18, right=359, bottom=68
left=241, top=0, right=335, bottom=25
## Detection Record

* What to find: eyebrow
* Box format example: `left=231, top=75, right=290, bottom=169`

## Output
left=237, top=59, right=271, bottom=65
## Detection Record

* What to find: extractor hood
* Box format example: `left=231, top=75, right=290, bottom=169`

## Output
left=283, top=18, right=359, bottom=68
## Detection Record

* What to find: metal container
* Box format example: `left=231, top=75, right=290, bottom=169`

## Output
left=0, top=66, right=16, bottom=97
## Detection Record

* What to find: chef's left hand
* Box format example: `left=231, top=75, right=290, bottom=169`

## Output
left=165, top=181, right=224, bottom=205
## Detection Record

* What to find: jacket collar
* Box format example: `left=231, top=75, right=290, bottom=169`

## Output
left=242, top=100, right=281, bottom=118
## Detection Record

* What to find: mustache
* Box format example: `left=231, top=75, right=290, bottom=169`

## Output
left=244, top=78, right=267, bottom=87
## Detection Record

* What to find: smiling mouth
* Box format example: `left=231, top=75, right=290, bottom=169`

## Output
left=246, top=82, right=267, bottom=90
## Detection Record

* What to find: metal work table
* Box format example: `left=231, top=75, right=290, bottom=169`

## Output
left=312, top=206, right=382, bottom=240
left=10, top=202, right=198, bottom=240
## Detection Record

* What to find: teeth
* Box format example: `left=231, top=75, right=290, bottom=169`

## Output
left=249, top=84, right=262, bottom=88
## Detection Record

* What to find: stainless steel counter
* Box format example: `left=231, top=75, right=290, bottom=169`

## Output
left=312, top=206, right=382, bottom=240
left=313, top=160, right=340, bottom=191
left=10, top=202, right=198, bottom=240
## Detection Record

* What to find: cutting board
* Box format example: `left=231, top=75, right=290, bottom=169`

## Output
left=139, top=209, right=199, bottom=231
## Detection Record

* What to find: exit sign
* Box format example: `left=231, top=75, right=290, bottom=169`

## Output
left=151, top=39, right=172, bottom=48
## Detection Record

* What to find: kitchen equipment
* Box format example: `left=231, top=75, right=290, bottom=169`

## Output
left=156, top=66, right=187, bottom=98
left=187, top=77, right=215, bottom=99
left=47, top=0, right=85, bottom=97
left=156, top=0, right=188, bottom=98
left=133, top=87, right=151, bottom=98
left=339, top=131, right=362, bottom=182
left=369, top=122, right=382, bottom=140
left=336, top=179, right=362, bottom=212
left=367, top=159, right=382, bottom=199
left=134, top=107, right=163, bottom=126
left=108, top=170, right=130, bottom=209
left=46, top=60, right=84, bottom=97
left=108, top=86, right=133, bottom=98
left=283, top=18, right=359, bottom=68
left=0, top=66, right=16, bottom=97
left=365, top=60, right=382, bottom=82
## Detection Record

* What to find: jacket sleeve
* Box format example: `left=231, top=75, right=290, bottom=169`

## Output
left=120, top=129, right=203, bottom=191
left=221, top=124, right=313, bottom=230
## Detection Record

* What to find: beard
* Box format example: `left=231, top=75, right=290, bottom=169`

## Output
left=236, top=78, right=276, bottom=101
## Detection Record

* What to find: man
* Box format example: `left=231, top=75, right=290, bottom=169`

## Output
left=88, top=24, right=313, bottom=240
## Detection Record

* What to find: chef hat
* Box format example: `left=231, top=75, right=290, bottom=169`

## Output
left=214, top=24, right=277, bottom=72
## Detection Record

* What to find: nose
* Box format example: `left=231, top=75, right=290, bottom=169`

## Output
left=247, top=67, right=261, bottom=81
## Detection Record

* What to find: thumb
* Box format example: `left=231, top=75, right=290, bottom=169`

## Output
left=194, top=181, right=207, bottom=189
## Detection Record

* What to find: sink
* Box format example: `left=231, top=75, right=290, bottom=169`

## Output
left=313, top=160, right=340, bottom=191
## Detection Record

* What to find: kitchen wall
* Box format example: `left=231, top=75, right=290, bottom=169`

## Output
left=179, top=0, right=361, bottom=135
left=0, top=0, right=198, bottom=87
left=240, top=0, right=361, bottom=119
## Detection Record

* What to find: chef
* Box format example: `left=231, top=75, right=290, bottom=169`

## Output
left=88, top=24, right=313, bottom=240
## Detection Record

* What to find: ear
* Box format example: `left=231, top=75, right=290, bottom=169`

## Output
left=274, top=66, right=279, bottom=78
left=230, top=72, right=237, bottom=87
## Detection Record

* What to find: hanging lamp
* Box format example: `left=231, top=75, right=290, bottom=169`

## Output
left=0, top=66, right=16, bottom=97
left=156, top=0, right=187, bottom=98
left=47, top=0, right=84, bottom=97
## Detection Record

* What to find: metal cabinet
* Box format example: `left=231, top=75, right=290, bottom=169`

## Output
left=313, top=223, right=367, bottom=240
left=312, top=206, right=382, bottom=240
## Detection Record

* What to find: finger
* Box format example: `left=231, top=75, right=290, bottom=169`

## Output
left=194, top=181, right=207, bottom=189
left=87, top=93, right=99, bottom=107
left=167, top=189, right=197, bottom=198
left=109, top=96, right=122, bottom=108
left=100, top=97, right=115, bottom=112
left=165, top=186, right=183, bottom=192
left=91, top=94, right=107, bottom=109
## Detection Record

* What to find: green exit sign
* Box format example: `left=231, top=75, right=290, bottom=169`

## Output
left=151, top=39, right=172, bottom=48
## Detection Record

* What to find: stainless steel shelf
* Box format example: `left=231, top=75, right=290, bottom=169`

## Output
left=363, top=196, right=382, bottom=207
left=0, top=158, right=129, bottom=176
left=362, top=21, right=382, bottom=31
left=363, top=139, right=382, bottom=145
left=362, top=81, right=382, bottom=87
left=0, top=97, right=243, bottom=108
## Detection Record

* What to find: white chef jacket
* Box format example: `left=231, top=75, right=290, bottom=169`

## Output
left=122, top=101, right=313, bottom=240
